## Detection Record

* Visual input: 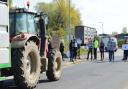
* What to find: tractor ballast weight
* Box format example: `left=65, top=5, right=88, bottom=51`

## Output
left=0, top=6, right=63, bottom=89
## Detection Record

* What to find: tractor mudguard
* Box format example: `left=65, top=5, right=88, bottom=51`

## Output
left=11, top=35, right=40, bottom=48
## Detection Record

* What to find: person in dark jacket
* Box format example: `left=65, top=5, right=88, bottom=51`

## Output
left=77, top=44, right=81, bottom=59
left=87, top=39, right=93, bottom=61
left=69, top=40, right=74, bottom=62
left=99, top=40, right=104, bottom=61
left=60, top=42, right=64, bottom=61
left=107, top=38, right=116, bottom=62
left=122, top=38, right=128, bottom=61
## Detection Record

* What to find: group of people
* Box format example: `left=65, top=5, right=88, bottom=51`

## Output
left=87, top=37, right=117, bottom=62
left=59, top=39, right=80, bottom=62
left=59, top=36, right=128, bottom=62
left=86, top=38, right=99, bottom=61
left=69, top=39, right=80, bottom=62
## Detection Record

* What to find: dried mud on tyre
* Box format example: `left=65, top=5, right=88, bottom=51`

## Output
left=46, top=49, right=63, bottom=81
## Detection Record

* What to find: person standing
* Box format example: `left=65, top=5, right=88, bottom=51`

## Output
left=122, top=38, right=128, bottom=61
left=99, top=40, right=105, bottom=61
left=60, top=42, right=65, bottom=61
left=107, top=38, right=116, bottom=62
left=77, top=44, right=81, bottom=59
left=69, top=40, right=74, bottom=62
left=73, top=39, right=78, bottom=60
left=87, top=39, right=93, bottom=61
left=94, top=38, right=99, bottom=60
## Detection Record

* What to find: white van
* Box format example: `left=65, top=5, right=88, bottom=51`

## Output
left=101, top=36, right=118, bottom=52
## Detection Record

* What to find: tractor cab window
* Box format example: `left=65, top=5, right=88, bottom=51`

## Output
left=9, top=14, right=15, bottom=35
left=9, top=12, right=37, bottom=35
left=27, top=14, right=37, bottom=34
left=16, top=13, right=27, bottom=34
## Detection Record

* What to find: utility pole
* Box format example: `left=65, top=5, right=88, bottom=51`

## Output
left=68, top=0, right=71, bottom=41
left=99, top=22, right=104, bottom=34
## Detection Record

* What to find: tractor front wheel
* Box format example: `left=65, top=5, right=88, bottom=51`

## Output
left=12, top=41, right=41, bottom=89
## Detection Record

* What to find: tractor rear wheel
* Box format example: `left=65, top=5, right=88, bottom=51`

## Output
left=46, top=49, right=62, bottom=81
left=12, top=41, right=41, bottom=89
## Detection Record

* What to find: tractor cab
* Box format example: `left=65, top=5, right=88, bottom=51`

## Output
left=9, top=8, right=48, bottom=56
left=9, top=8, right=38, bottom=36
left=9, top=8, right=48, bottom=36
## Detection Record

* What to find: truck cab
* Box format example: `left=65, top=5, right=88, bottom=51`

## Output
left=0, top=0, right=10, bottom=71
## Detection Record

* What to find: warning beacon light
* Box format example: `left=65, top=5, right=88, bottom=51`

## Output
left=27, top=0, right=30, bottom=9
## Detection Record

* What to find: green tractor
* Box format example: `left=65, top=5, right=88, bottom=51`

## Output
left=0, top=1, right=63, bottom=89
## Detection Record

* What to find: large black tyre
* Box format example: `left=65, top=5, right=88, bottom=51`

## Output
left=12, top=41, right=41, bottom=89
left=0, top=81, right=3, bottom=87
left=46, top=49, right=63, bottom=81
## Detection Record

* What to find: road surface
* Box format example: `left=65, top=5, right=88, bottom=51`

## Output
left=2, top=49, right=128, bottom=89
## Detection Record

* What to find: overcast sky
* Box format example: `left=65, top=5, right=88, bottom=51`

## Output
left=13, top=0, right=128, bottom=34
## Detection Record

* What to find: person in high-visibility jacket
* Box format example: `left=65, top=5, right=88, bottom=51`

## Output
left=94, top=38, right=99, bottom=59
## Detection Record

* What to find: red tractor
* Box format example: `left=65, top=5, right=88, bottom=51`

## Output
left=0, top=8, right=63, bottom=89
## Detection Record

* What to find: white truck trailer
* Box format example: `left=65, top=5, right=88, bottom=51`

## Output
left=75, top=26, right=97, bottom=45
